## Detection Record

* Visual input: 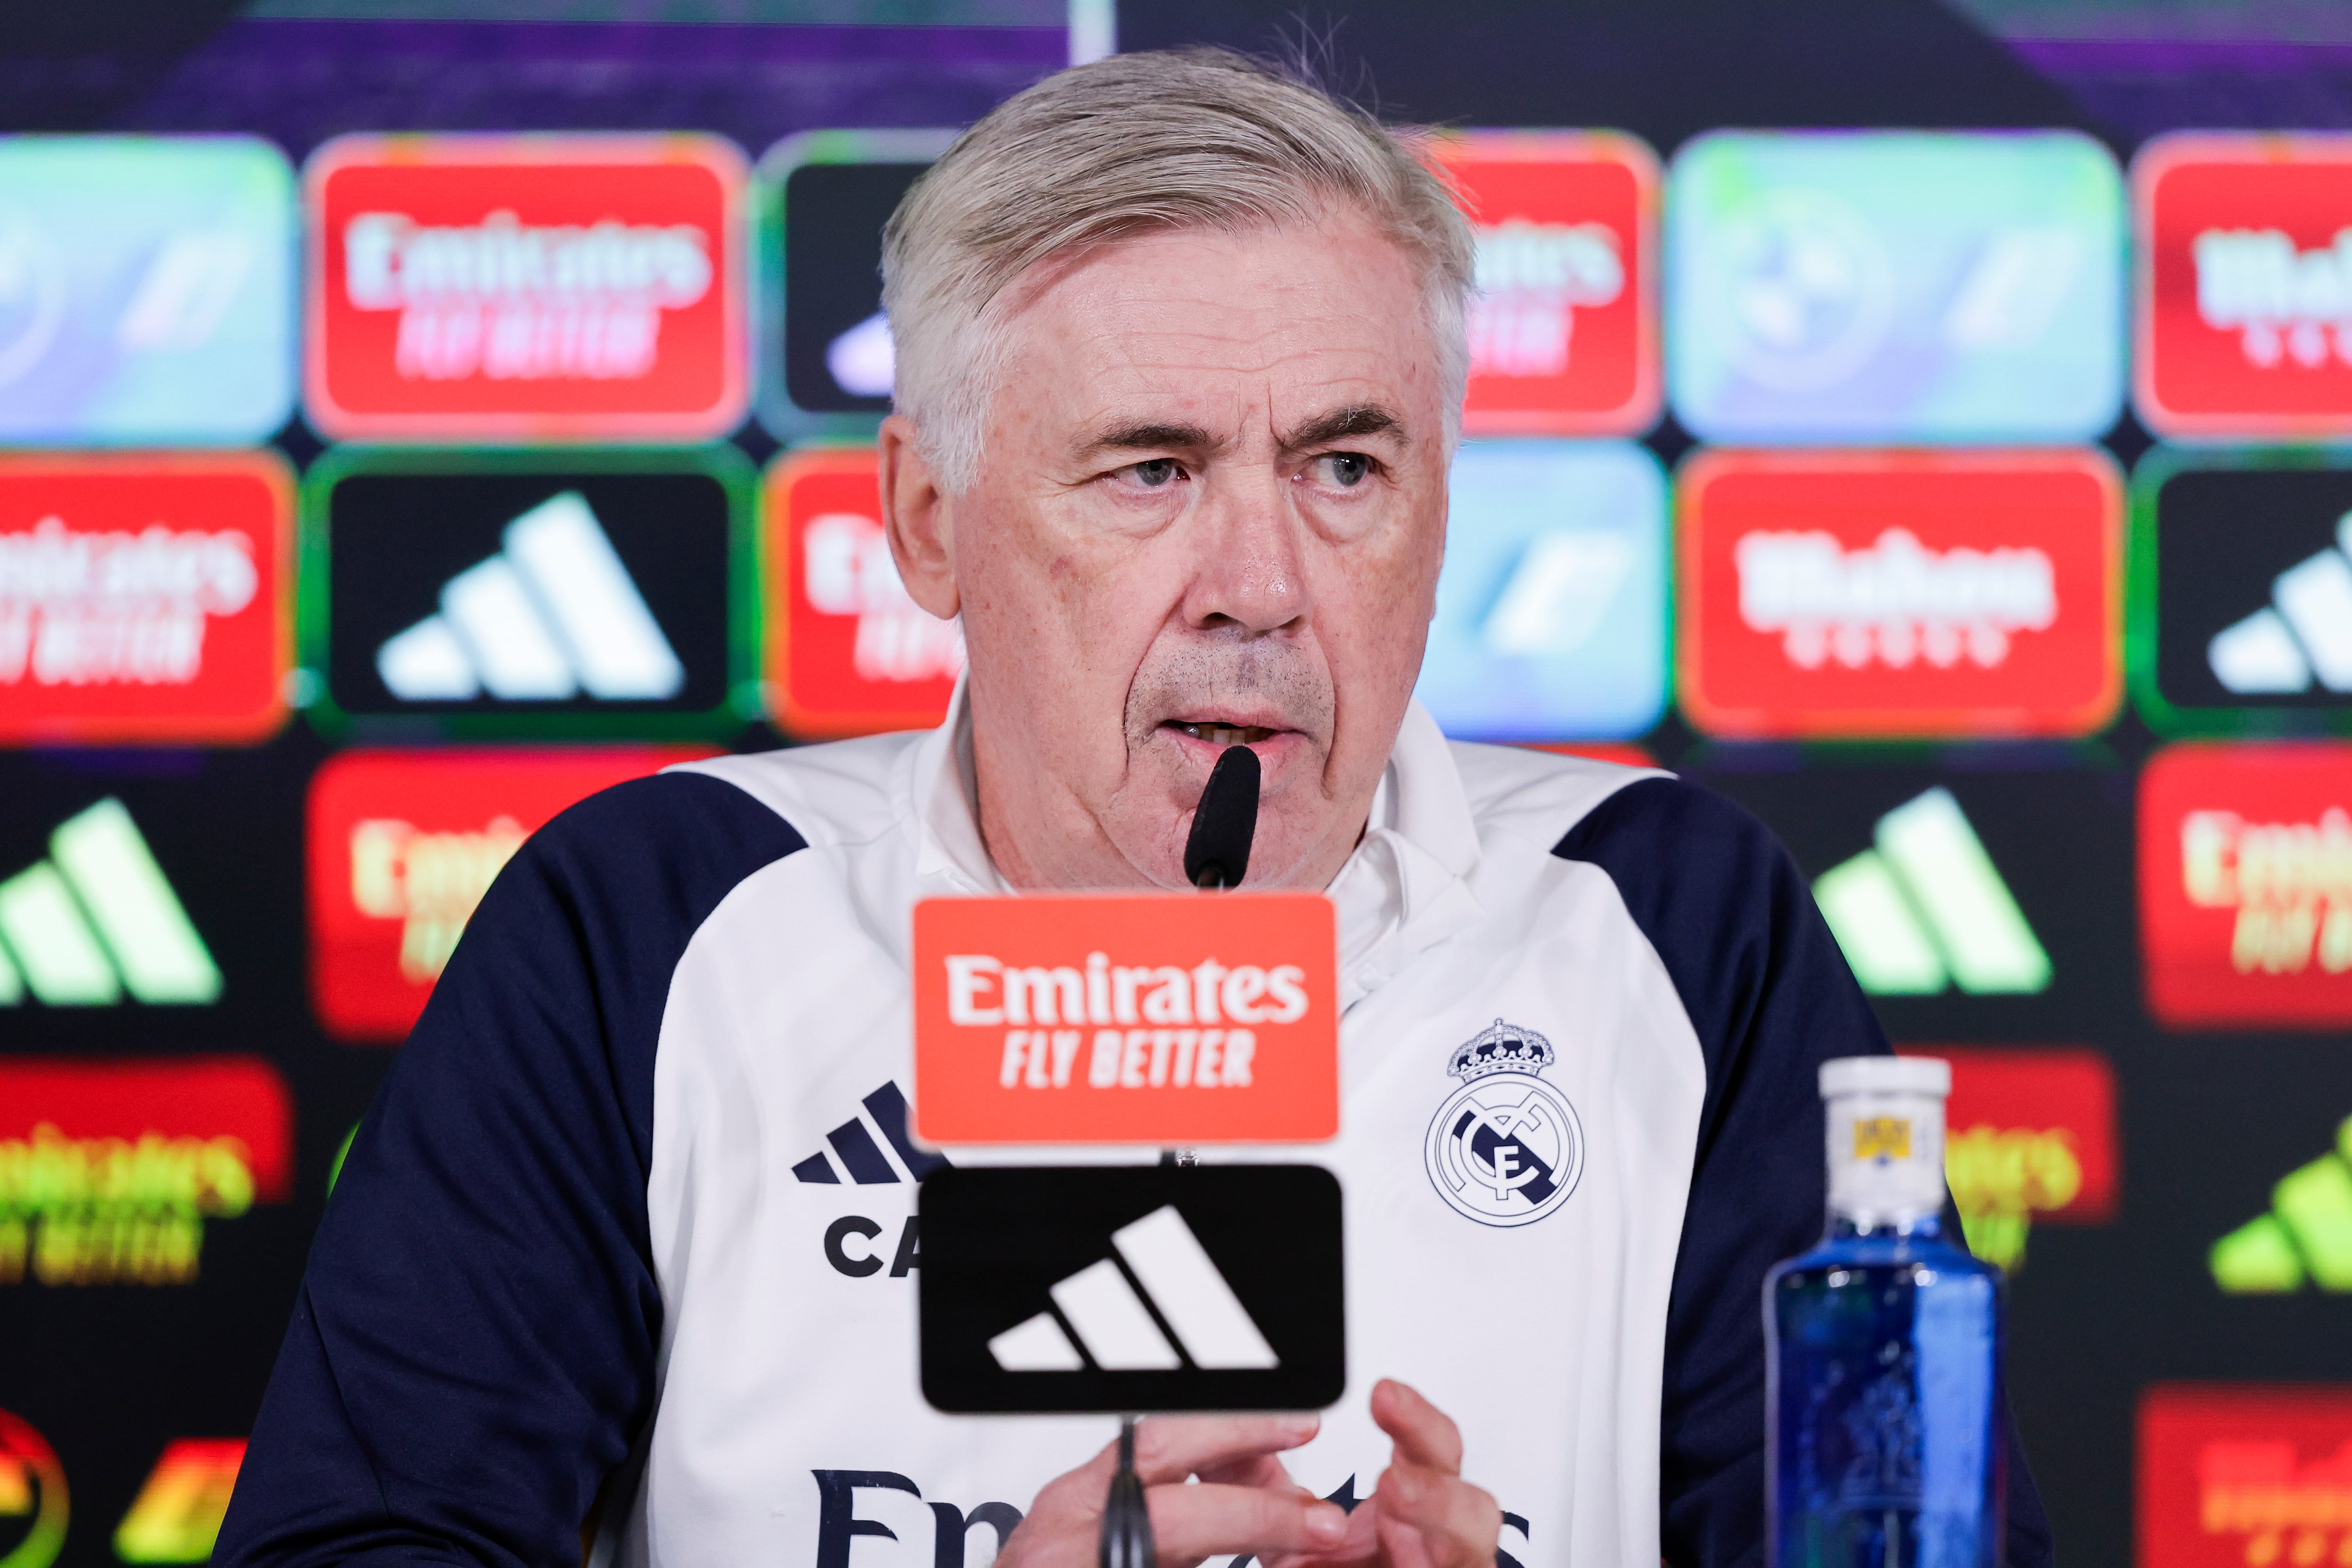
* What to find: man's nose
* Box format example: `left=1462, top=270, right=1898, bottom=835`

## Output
left=1178, top=470, right=1310, bottom=634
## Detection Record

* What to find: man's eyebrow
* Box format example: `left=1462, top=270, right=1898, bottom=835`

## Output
left=1282, top=404, right=1404, bottom=449
left=1074, top=421, right=1218, bottom=459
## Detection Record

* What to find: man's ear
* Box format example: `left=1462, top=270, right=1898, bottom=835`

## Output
left=878, top=413, right=961, bottom=621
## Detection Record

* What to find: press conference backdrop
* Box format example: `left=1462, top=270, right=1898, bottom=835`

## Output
left=1, top=0, right=2349, bottom=1564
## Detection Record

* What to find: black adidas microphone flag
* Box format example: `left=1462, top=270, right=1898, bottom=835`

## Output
left=918, top=1164, right=1344, bottom=1414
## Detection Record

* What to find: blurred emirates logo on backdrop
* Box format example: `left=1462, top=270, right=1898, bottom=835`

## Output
left=306, top=748, right=709, bottom=1041
left=1677, top=450, right=2122, bottom=739
left=0, top=1058, right=290, bottom=1288
left=2140, top=743, right=2352, bottom=1028
left=0, top=454, right=291, bottom=745
left=2139, top=1385, right=2352, bottom=1568
left=2137, top=133, right=2352, bottom=437
left=1435, top=131, right=1660, bottom=436
left=304, top=134, right=747, bottom=440
left=1899, top=1047, right=2117, bottom=1274
left=766, top=447, right=963, bottom=738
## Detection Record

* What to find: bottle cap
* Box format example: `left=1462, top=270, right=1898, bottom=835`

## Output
left=1820, top=1055, right=1950, bottom=1099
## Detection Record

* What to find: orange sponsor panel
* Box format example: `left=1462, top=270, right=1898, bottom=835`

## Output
left=304, top=133, right=748, bottom=441
left=1677, top=448, right=2123, bottom=740
left=765, top=447, right=963, bottom=738
left=911, top=892, right=1339, bottom=1146
left=0, top=452, right=293, bottom=746
left=2140, top=1384, right=2352, bottom=1568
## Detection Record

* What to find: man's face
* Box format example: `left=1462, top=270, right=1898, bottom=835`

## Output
left=883, top=207, right=1452, bottom=891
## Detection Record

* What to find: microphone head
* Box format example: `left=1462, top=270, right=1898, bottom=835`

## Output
left=1183, top=745, right=1261, bottom=890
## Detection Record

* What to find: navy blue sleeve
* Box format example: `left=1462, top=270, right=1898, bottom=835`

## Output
left=217, top=771, right=805, bottom=1568
left=1553, top=776, right=2050, bottom=1568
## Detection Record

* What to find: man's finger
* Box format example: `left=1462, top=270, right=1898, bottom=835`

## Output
left=1129, top=1414, right=1321, bottom=1486
left=1368, top=1380, right=1464, bottom=1475
left=1373, top=1465, right=1501, bottom=1568
left=1147, top=1483, right=1349, bottom=1564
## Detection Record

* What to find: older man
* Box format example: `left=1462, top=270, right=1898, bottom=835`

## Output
left=219, top=49, right=2049, bottom=1568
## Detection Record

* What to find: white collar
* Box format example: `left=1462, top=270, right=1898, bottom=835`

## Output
left=909, top=679, right=1484, bottom=1005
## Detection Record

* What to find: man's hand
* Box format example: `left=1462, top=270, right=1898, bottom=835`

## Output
left=997, top=1414, right=1349, bottom=1568
left=1272, top=1381, right=1502, bottom=1568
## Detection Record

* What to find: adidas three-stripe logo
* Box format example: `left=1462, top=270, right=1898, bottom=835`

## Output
left=989, top=1206, right=1279, bottom=1374
left=0, top=799, right=220, bottom=1007
left=2208, top=513, right=2352, bottom=696
left=1812, top=788, right=2050, bottom=997
left=792, top=1082, right=948, bottom=1185
left=376, top=491, right=685, bottom=703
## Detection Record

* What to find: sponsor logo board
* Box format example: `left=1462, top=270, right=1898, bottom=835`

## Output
left=2139, top=743, right=2352, bottom=1028
left=0, top=798, right=220, bottom=1009
left=2211, top=1112, right=2352, bottom=1293
left=1416, top=440, right=1666, bottom=741
left=911, top=892, right=1338, bottom=1145
left=0, top=135, right=294, bottom=446
left=0, top=1057, right=290, bottom=1287
left=1668, top=131, right=2125, bottom=444
left=2132, top=451, right=2352, bottom=734
left=307, top=746, right=710, bottom=1041
left=1432, top=132, right=1660, bottom=436
left=918, top=1163, right=1344, bottom=1413
left=113, top=1441, right=244, bottom=1566
left=303, top=133, right=747, bottom=441
left=2135, top=133, right=2352, bottom=438
left=0, top=1410, right=65, bottom=1568
left=1678, top=449, right=2123, bottom=738
left=755, top=130, right=954, bottom=441
left=2140, top=1385, right=2352, bottom=1568
left=0, top=453, right=292, bottom=745
left=303, top=446, right=754, bottom=738
left=1812, top=787, right=2052, bottom=998
left=1898, top=1046, right=2117, bottom=1273
left=765, top=447, right=962, bottom=738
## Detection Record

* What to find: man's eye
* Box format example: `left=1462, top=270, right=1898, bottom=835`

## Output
left=1124, top=459, right=1183, bottom=489
left=1315, top=453, right=1374, bottom=488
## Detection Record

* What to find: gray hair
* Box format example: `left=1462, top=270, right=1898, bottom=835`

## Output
left=880, top=48, right=1477, bottom=493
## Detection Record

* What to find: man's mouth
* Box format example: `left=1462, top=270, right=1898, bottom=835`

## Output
left=1165, top=721, right=1279, bottom=746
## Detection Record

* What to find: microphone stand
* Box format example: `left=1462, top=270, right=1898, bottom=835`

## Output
left=1100, top=745, right=1260, bottom=1568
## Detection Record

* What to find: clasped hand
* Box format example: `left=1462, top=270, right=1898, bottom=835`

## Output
left=998, top=1380, right=1501, bottom=1568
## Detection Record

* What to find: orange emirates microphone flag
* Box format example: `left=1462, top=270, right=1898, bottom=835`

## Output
left=911, top=892, right=1339, bottom=1146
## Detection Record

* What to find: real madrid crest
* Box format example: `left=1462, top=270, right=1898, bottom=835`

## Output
left=1424, top=1019, right=1583, bottom=1227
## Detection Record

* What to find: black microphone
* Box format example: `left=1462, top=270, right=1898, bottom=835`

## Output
left=1183, top=744, right=1260, bottom=890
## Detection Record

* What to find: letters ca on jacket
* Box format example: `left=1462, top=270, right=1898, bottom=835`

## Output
left=0, top=1057, right=290, bottom=1288
left=0, top=454, right=294, bottom=745
left=2135, top=132, right=2352, bottom=439
left=2133, top=453, right=2352, bottom=733
left=303, top=448, right=753, bottom=739
left=306, top=747, right=709, bottom=1041
left=2139, top=742, right=2352, bottom=1029
left=302, top=133, right=748, bottom=441
left=768, top=447, right=963, bottom=739
left=1677, top=450, right=2123, bottom=740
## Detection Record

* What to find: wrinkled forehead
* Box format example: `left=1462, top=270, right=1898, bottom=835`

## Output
left=985, top=215, right=1447, bottom=438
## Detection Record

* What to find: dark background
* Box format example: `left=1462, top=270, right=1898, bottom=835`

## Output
left=3, top=1, right=2351, bottom=1565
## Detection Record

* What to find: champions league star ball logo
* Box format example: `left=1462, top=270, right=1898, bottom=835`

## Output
left=1424, top=1019, right=1584, bottom=1227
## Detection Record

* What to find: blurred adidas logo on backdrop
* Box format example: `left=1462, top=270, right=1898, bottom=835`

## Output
left=1812, top=788, right=2051, bottom=996
left=0, top=800, right=218, bottom=1007
left=375, top=491, right=684, bottom=704
left=2207, top=512, right=2352, bottom=696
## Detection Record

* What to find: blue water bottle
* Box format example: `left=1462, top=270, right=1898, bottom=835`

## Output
left=1766, top=1056, right=2004, bottom=1568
